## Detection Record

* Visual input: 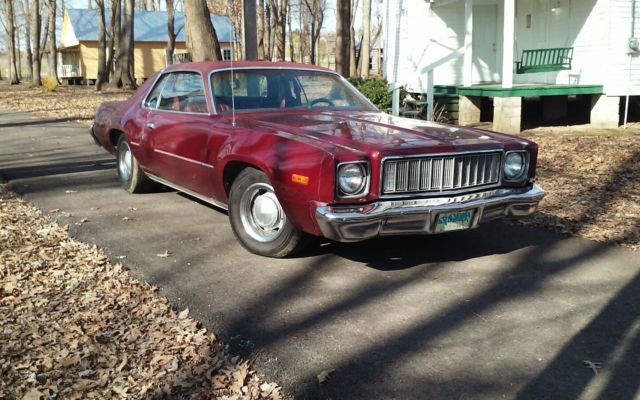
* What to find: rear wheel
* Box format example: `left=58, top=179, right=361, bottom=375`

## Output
left=117, top=135, right=152, bottom=193
left=229, top=168, right=308, bottom=257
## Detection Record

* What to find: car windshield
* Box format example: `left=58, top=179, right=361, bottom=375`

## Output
left=210, top=68, right=376, bottom=113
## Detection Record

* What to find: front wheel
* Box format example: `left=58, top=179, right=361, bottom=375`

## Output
left=117, top=135, right=152, bottom=193
left=228, top=168, right=309, bottom=258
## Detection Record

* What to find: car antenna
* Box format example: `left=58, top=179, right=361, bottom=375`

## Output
left=227, top=0, right=237, bottom=127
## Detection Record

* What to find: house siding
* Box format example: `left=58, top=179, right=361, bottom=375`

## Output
left=605, top=0, right=640, bottom=95
left=384, top=0, right=638, bottom=95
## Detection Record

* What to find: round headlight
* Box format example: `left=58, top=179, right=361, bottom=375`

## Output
left=504, top=152, right=526, bottom=180
left=337, top=163, right=367, bottom=195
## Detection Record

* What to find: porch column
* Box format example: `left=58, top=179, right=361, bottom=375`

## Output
left=502, top=0, right=515, bottom=89
left=462, top=0, right=473, bottom=87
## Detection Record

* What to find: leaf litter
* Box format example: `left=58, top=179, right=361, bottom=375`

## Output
left=0, top=185, right=286, bottom=399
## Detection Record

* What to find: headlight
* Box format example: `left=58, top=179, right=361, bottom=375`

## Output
left=337, top=163, right=368, bottom=196
left=504, top=152, right=527, bottom=180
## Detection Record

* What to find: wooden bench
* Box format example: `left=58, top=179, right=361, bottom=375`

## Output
left=515, top=48, right=573, bottom=74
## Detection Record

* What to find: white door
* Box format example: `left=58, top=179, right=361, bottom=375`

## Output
left=472, top=5, right=500, bottom=84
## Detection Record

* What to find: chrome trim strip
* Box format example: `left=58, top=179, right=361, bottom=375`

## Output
left=130, top=141, right=141, bottom=147
left=153, top=148, right=214, bottom=169
left=147, top=173, right=228, bottom=211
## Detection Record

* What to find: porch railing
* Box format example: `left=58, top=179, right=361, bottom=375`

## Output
left=58, top=64, right=81, bottom=78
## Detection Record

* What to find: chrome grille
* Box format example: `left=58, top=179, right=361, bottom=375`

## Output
left=382, top=152, right=502, bottom=194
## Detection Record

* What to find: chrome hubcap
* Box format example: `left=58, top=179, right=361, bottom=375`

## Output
left=240, top=183, right=285, bottom=242
left=118, top=142, right=132, bottom=181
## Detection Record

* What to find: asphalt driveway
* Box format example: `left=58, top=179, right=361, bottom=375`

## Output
left=1, top=109, right=639, bottom=399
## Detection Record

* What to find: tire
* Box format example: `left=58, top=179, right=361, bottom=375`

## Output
left=116, top=135, right=152, bottom=193
left=228, top=168, right=309, bottom=258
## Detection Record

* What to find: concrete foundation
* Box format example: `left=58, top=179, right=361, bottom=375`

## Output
left=458, top=96, right=481, bottom=125
left=591, top=95, right=620, bottom=129
left=493, top=97, right=522, bottom=134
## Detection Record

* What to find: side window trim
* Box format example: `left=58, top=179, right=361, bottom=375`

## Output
left=143, top=73, right=170, bottom=110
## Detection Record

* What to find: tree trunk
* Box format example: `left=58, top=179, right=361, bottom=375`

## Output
left=5, top=0, right=20, bottom=84
left=40, top=7, right=49, bottom=65
left=108, top=0, right=121, bottom=85
left=359, top=0, right=370, bottom=77
left=287, top=1, right=293, bottom=62
left=264, top=2, right=271, bottom=60
left=243, top=0, right=257, bottom=60
left=335, top=0, right=350, bottom=76
left=349, top=0, right=357, bottom=77
left=96, top=0, right=108, bottom=90
left=183, top=0, right=222, bottom=61
left=165, top=0, right=175, bottom=65
left=117, top=0, right=136, bottom=88
left=257, top=0, right=265, bottom=59
left=32, top=0, right=41, bottom=85
left=46, top=0, right=58, bottom=82
left=23, top=0, right=34, bottom=80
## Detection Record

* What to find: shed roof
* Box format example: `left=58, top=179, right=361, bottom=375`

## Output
left=66, top=8, right=236, bottom=43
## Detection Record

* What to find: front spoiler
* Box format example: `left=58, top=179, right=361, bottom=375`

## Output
left=315, top=184, right=545, bottom=242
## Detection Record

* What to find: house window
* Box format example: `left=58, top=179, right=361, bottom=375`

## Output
left=223, top=49, right=232, bottom=60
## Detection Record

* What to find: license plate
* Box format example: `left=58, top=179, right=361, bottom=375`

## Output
left=435, top=210, right=474, bottom=233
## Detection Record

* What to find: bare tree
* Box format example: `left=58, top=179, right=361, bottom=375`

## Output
left=46, top=0, right=58, bottom=81
left=359, top=0, right=370, bottom=77
left=267, top=0, right=286, bottom=60
left=32, top=0, right=41, bottom=84
left=243, top=0, right=257, bottom=60
left=257, top=0, right=264, bottom=59
left=349, top=0, right=358, bottom=76
left=96, top=0, right=108, bottom=89
left=108, top=0, right=121, bottom=85
left=264, top=1, right=271, bottom=60
left=302, top=0, right=324, bottom=65
left=335, top=0, right=350, bottom=76
left=19, top=0, right=34, bottom=80
left=184, top=0, right=222, bottom=61
left=4, top=0, right=20, bottom=83
left=287, top=0, right=294, bottom=61
left=165, top=0, right=175, bottom=64
left=114, top=0, right=136, bottom=88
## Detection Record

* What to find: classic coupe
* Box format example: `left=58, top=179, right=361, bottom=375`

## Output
left=91, top=61, right=544, bottom=257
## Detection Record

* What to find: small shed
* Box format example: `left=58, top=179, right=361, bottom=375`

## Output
left=58, top=8, right=236, bottom=84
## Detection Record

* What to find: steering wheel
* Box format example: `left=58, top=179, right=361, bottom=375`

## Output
left=308, top=97, right=335, bottom=108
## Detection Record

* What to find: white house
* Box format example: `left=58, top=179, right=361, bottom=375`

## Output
left=383, top=0, right=640, bottom=133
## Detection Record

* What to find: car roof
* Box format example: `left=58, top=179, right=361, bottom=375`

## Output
left=163, top=60, right=337, bottom=74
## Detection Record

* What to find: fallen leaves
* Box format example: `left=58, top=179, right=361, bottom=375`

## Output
left=317, top=369, right=335, bottom=384
left=157, top=250, right=171, bottom=258
left=0, top=185, right=286, bottom=399
left=514, top=132, right=640, bottom=251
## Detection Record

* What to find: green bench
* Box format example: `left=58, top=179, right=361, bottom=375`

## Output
left=515, top=47, right=573, bottom=74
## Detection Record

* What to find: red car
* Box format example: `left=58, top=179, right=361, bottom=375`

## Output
left=92, top=61, right=544, bottom=257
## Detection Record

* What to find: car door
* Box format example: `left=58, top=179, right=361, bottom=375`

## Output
left=142, top=71, right=215, bottom=196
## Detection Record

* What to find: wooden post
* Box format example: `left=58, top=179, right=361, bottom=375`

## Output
left=502, top=0, right=515, bottom=89
left=462, top=0, right=472, bottom=87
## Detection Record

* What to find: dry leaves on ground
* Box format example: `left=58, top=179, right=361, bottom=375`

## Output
left=0, top=185, right=285, bottom=399
left=515, top=131, right=640, bottom=250
left=0, top=83, right=131, bottom=123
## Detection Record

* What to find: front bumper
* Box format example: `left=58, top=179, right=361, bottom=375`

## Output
left=315, top=184, right=545, bottom=242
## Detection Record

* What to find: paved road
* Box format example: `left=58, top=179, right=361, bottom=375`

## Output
left=2, top=109, right=639, bottom=400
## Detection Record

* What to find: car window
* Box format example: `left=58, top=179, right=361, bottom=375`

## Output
left=157, top=72, right=208, bottom=114
left=144, top=74, right=171, bottom=109
left=211, top=69, right=375, bottom=113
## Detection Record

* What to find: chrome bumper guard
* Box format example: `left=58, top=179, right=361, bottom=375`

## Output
left=315, top=184, right=545, bottom=242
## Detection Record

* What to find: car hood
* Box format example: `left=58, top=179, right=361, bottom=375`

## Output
left=244, top=111, right=517, bottom=154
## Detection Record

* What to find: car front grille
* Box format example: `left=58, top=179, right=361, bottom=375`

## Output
left=382, top=152, right=502, bottom=195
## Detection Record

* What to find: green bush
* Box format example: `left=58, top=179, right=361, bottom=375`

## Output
left=348, top=77, right=395, bottom=111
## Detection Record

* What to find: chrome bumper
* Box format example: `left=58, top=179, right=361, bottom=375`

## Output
left=315, top=184, right=545, bottom=242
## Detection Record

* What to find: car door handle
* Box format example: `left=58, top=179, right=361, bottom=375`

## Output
left=146, top=122, right=156, bottom=130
